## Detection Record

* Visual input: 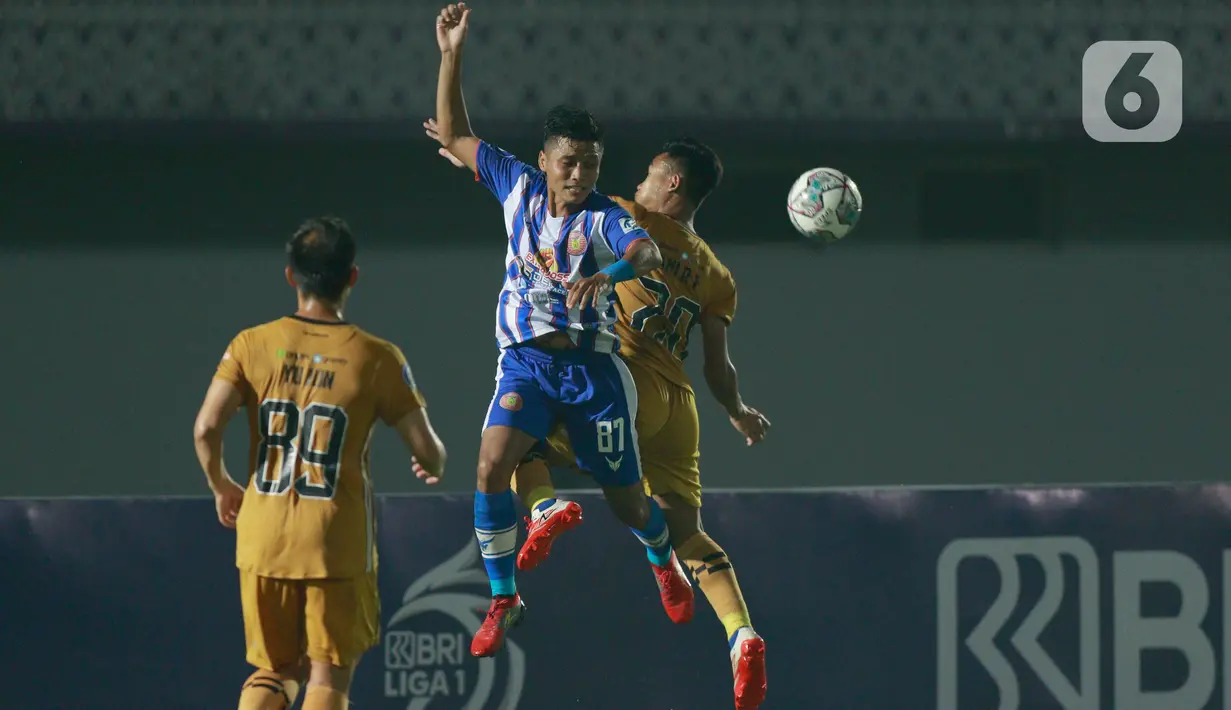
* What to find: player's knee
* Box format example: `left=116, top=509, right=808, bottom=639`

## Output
left=604, top=486, right=651, bottom=528
left=240, top=669, right=301, bottom=710
left=675, top=531, right=727, bottom=573
left=475, top=454, right=514, bottom=492
left=657, top=494, right=702, bottom=546
left=307, top=659, right=356, bottom=695
left=617, top=504, right=650, bottom=529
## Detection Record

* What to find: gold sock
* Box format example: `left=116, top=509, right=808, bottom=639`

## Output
left=527, top=486, right=557, bottom=512
left=301, top=686, right=348, bottom=710
left=511, top=458, right=556, bottom=511
left=677, top=533, right=753, bottom=638
left=238, top=671, right=297, bottom=710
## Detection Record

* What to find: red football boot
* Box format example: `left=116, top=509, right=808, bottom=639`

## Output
left=651, top=550, right=695, bottom=624
left=516, top=500, right=583, bottom=572
left=470, top=594, right=525, bottom=657
left=732, top=632, right=767, bottom=710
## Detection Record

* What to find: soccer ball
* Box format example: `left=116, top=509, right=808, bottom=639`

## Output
left=787, top=167, right=863, bottom=243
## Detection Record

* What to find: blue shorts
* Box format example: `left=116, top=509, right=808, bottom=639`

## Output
left=483, top=344, right=642, bottom=487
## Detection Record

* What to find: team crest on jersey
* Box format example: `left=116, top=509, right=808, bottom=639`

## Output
left=499, top=393, right=522, bottom=411
left=618, top=215, right=641, bottom=234
left=566, top=228, right=588, bottom=256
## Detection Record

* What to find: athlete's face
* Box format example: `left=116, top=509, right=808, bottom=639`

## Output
left=634, top=154, right=679, bottom=212
left=539, top=138, right=602, bottom=207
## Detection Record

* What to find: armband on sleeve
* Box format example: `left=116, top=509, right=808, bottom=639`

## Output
left=599, top=259, right=636, bottom=283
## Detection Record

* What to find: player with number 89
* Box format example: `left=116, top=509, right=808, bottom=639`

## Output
left=192, top=217, right=447, bottom=710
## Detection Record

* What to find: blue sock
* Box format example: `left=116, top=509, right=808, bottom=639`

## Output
left=630, top=497, right=673, bottom=566
left=474, top=491, right=518, bottom=597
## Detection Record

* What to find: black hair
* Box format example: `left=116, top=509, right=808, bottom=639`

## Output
left=542, top=104, right=604, bottom=148
left=286, top=216, right=356, bottom=302
left=661, top=137, right=723, bottom=206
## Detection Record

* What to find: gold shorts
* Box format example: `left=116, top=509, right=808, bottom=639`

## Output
left=536, top=361, right=703, bottom=507
left=238, top=569, right=380, bottom=670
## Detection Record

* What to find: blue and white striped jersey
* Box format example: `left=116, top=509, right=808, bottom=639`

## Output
left=473, top=140, right=652, bottom=353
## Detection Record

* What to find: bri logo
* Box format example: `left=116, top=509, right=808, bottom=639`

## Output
left=382, top=542, right=525, bottom=709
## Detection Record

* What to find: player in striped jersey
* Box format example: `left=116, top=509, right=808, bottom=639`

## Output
left=431, top=3, right=695, bottom=658
left=429, top=133, right=772, bottom=709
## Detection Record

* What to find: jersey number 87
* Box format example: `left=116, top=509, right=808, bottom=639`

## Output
left=254, top=399, right=349, bottom=500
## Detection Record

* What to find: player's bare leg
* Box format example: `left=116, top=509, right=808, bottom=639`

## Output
left=472, top=425, right=536, bottom=657
left=510, top=457, right=583, bottom=571
left=298, top=660, right=355, bottom=710
left=603, top=482, right=694, bottom=623
left=237, top=660, right=304, bottom=710
left=659, top=493, right=766, bottom=710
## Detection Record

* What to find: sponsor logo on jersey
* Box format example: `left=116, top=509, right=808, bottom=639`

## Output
left=515, top=254, right=569, bottom=293
left=534, top=248, right=571, bottom=283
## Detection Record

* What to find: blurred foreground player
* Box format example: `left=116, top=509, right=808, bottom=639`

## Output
left=192, top=217, right=447, bottom=710
left=433, top=135, right=771, bottom=708
left=431, top=3, right=695, bottom=658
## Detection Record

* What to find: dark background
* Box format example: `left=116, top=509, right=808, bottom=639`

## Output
left=2, top=1, right=1227, bottom=496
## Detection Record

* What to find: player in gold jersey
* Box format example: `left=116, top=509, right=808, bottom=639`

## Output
left=518, top=141, right=770, bottom=710
left=192, top=217, right=447, bottom=710
left=425, top=127, right=770, bottom=709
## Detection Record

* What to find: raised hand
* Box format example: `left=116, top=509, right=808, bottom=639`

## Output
left=424, top=118, right=467, bottom=167
left=436, top=3, right=471, bottom=54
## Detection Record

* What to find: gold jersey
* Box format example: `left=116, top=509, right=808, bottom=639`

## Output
left=611, top=197, right=737, bottom=391
left=214, top=315, right=426, bottom=579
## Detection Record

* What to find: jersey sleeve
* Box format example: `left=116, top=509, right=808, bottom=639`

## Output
left=213, top=331, right=249, bottom=386
left=474, top=140, right=531, bottom=203
left=375, top=343, right=427, bottom=426
left=600, top=205, right=652, bottom=259
left=703, top=264, right=738, bottom=325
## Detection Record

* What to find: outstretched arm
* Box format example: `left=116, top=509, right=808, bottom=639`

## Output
left=566, top=237, right=662, bottom=310
left=700, top=315, right=770, bottom=446
left=700, top=315, right=744, bottom=417
left=622, top=238, right=663, bottom=277
left=433, top=3, right=480, bottom=172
